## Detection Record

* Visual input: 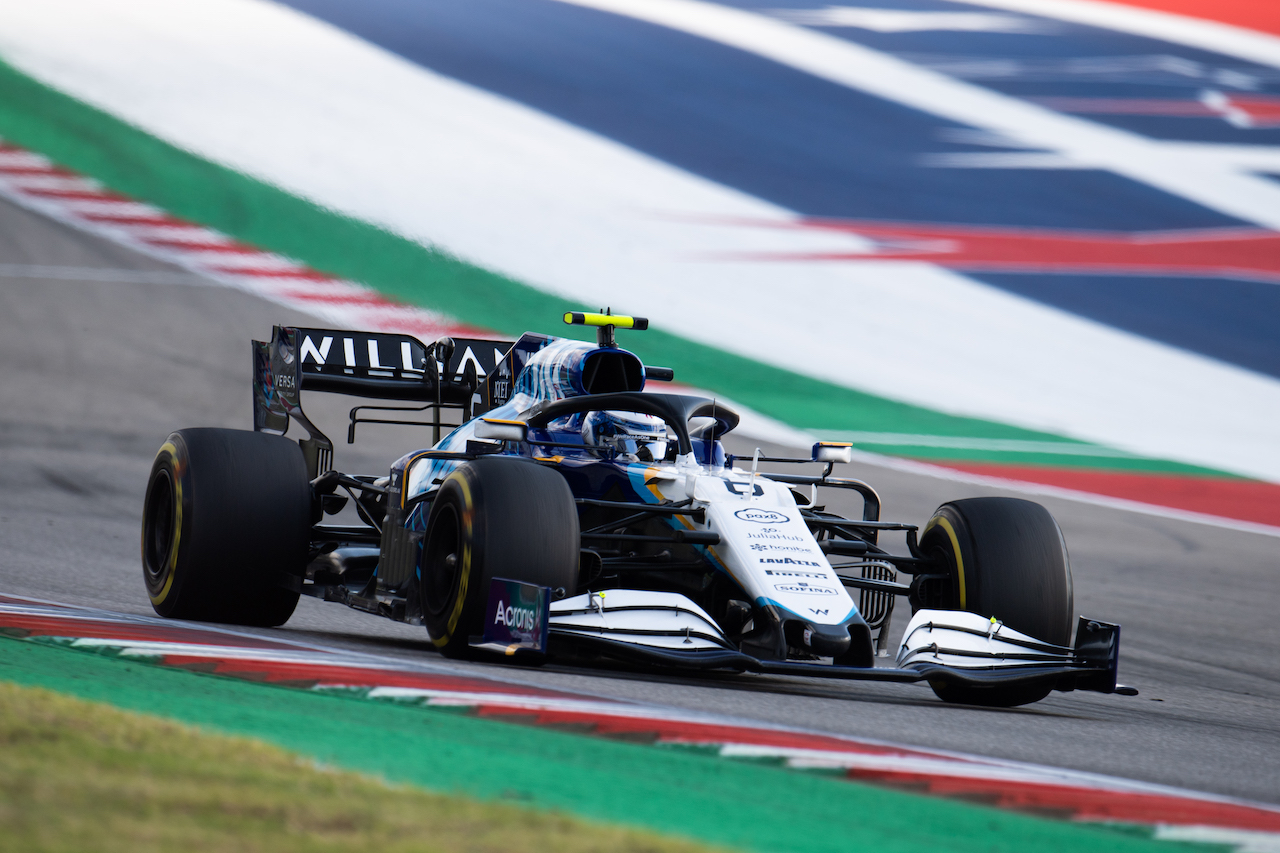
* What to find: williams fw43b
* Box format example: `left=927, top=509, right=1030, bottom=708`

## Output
left=141, top=312, right=1136, bottom=707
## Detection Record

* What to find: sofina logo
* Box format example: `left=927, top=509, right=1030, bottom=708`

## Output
left=735, top=508, right=789, bottom=524
left=775, top=583, right=838, bottom=596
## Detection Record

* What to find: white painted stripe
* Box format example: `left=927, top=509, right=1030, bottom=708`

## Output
left=175, top=249, right=306, bottom=271
left=121, top=224, right=235, bottom=244
left=1154, top=825, right=1280, bottom=852
left=0, top=174, right=101, bottom=191
left=1, top=0, right=1279, bottom=484
left=957, top=0, right=1280, bottom=70
left=68, top=638, right=336, bottom=660
left=921, top=151, right=1094, bottom=168
left=717, top=743, right=1153, bottom=790
left=0, top=150, right=54, bottom=169
left=363, top=686, right=647, bottom=715
left=259, top=279, right=383, bottom=298
left=54, top=199, right=164, bottom=218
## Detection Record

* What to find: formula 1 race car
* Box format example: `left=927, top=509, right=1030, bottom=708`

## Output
left=140, top=312, right=1135, bottom=707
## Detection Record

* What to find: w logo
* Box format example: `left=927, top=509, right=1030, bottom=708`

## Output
left=810, top=608, right=829, bottom=616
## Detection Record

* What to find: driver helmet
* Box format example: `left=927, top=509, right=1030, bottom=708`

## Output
left=581, top=410, right=670, bottom=462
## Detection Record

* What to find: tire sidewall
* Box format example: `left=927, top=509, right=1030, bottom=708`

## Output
left=422, top=468, right=483, bottom=654
left=142, top=433, right=194, bottom=616
left=920, top=503, right=977, bottom=615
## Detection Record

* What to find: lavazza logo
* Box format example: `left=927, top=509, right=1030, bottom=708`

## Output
left=759, top=557, right=822, bottom=567
left=734, top=508, right=788, bottom=524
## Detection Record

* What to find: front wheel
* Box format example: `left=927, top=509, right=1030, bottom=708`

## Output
left=421, top=457, right=580, bottom=658
left=141, top=429, right=310, bottom=626
left=919, top=497, right=1073, bottom=707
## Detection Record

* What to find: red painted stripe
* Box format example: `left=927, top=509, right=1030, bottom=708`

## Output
left=0, top=165, right=75, bottom=177
left=0, top=613, right=299, bottom=649
left=930, top=462, right=1280, bottom=528
left=78, top=212, right=186, bottom=227
left=138, top=238, right=254, bottom=252
left=19, top=187, right=129, bottom=201
left=204, top=267, right=332, bottom=281
left=851, top=770, right=1280, bottom=832
left=776, top=220, right=1280, bottom=282
left=275, top=290, right=398, bottom=306
left=1104, top=0, right=1280, bottom=37
left=157, top=655, right=586, bottom=700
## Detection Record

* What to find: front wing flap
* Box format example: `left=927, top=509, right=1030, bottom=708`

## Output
left=545, top=592, right=1133, bottom=696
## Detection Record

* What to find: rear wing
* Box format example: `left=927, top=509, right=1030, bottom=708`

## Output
left=253, top=325, right=510, bottom=477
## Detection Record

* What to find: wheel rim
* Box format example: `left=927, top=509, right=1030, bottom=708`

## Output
left=143, top=468, right=175, bottom=591
left=424, top=503, right=461, bottom=618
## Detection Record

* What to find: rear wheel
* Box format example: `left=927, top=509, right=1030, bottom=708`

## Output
left=421, top=457, right=579, bottom=658
left=142, top=429, right=309, bottom=626
left=919, top=497, right=1073, bottom=707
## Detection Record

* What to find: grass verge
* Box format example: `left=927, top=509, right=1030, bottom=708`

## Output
left=0, top=679, right=729, bottom=853
left=0, top=637, right=1199, bottom=853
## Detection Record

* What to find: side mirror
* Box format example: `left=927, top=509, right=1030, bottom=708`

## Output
left=812, top=442, right=852, bottom=464
left=474, top=418, right=527, bottom=442
left=434, top=337, right=456, bottom=374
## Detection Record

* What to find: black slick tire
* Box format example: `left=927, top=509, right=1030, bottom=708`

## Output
left=919, top=497, right=1073, bottom=707
left=420, top=457, right=579, bottom=658
left=141, top=428, right=309, bottom=627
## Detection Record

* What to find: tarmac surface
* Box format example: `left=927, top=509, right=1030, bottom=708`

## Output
left=1, top=194, right=1277, bottom=804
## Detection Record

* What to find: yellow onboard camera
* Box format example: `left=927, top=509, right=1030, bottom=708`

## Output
left=564, top=309, right=648, bottom=348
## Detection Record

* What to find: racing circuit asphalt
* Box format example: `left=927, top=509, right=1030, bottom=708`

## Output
left=1, top=194, right=1277, bottom=805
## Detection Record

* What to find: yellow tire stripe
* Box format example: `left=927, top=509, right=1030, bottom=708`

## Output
left=924, top=516, right=967, bottom=611
left=148, top=441, right=181, bottom=606
left=433, top=471, right=474, bottom=648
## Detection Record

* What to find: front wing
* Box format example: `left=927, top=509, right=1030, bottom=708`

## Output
left=522, top=589, right=1134, bottom=698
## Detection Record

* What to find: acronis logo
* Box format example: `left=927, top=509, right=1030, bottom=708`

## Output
left=493, top=599, right=539, bottom=632
left=482, top=578, right=551, bottom=653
